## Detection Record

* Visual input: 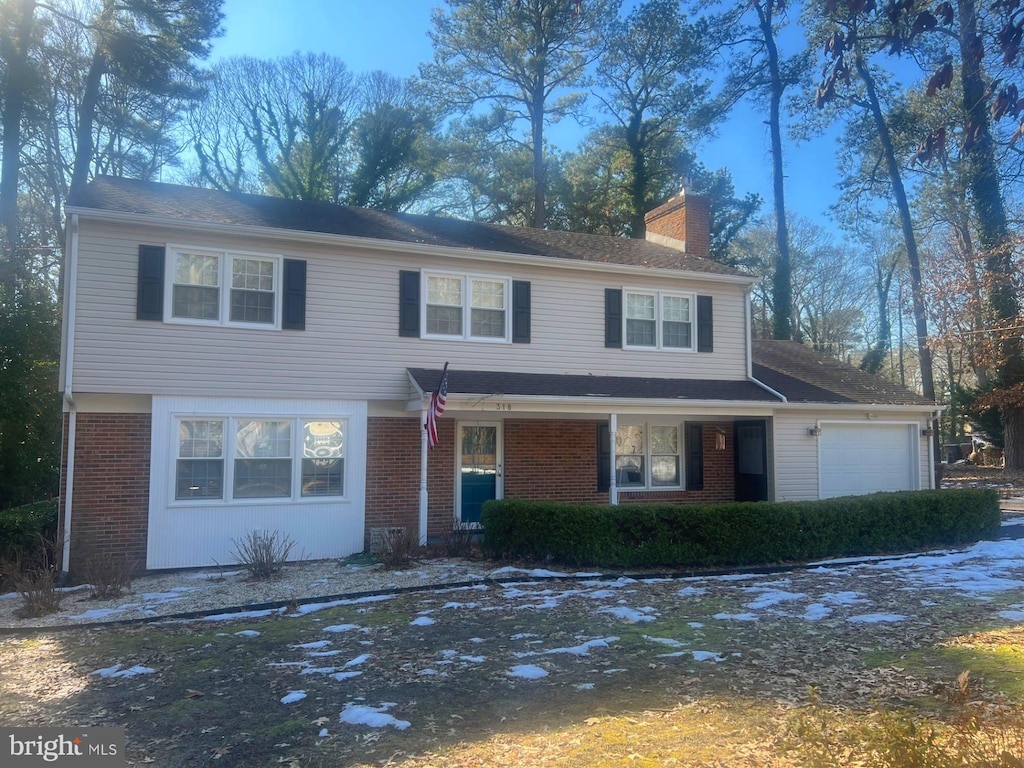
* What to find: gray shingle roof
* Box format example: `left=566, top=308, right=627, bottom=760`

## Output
left=408, top=368, right=780, bottom=402
left=68, top=176, right=744, bottom=276
left=752, top=339, right=933, bottom=406
left=409, top=341, right=932, bottom=408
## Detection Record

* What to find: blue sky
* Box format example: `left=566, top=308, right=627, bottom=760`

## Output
left=209, top=0, right=840, bottom=227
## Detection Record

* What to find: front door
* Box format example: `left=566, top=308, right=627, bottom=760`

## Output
left=458, top=422, right=502, bottom=525
left=734, top=420, right=769, bottom=502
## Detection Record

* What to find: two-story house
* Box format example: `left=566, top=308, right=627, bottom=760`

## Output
left=59, top=177, right=937, bottom=573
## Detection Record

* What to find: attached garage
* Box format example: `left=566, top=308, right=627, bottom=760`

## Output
left=818, top=422, right=919, bottom=499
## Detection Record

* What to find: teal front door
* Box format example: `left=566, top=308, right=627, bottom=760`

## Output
left=458, top=423, right=502, bottom=525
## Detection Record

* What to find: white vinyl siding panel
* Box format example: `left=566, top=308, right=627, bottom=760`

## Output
left=70, top=220, right=750, bottom=399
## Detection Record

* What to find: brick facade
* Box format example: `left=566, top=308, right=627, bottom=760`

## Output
left=62, top=413, right=743, bottom=570
left=61, top=413, right=151, bottom=576
left=363, top=416, right=457, bottom=546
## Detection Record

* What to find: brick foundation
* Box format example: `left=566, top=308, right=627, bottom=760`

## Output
left=61, top=413, right=151, bottom=577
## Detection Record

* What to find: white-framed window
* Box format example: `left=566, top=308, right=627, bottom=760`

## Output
left=173, top=416, right=346, bottom=502
left=168, top=246, right=282, bottom=328
left=615, top=422, right=682, bottom=489
left=424, top=271, right=510, bottom=341
left=624, top=290, right=694, bottom=350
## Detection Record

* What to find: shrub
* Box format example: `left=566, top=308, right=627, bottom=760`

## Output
left=0, top=500, right=59, bottom=564
left=80, top=549, right=136, bottom=600
left=432, top=522, right=480, bottom=559
left=2, top=527, right=65, bottom=618
left=480, top=489, right=1000, bottom=569
left=378, top=526, right=420, bottom=569
left=230, top=530, right=296, bottom=580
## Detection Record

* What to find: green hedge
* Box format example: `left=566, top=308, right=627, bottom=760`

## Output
left=0, top=499, right=59, bottom=563
left=479, top=489, right=1002, bottom=569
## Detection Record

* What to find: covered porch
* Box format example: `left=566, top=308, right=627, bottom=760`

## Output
left=406, top=368, right=784, bottom=542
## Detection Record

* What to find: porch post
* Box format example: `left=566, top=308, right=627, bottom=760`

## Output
left=419, top=402, right=429, bottom=545
left=609, top=413, right=618, bottom=505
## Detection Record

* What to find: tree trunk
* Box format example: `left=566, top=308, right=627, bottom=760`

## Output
left=69, top=48, right=107, bottom=200
left=530, top=85, right=545, bottom=229
left=0, top=0, right=37, bottom=301
left=957, top=0, right=1024, bottom=468
left=854, top=53, right=934, bottom=402
left=854, top=50, right=941, bottom=479
left=625, top=116, right=646, bottom=238
left=756, top=2, right=792, bottom=341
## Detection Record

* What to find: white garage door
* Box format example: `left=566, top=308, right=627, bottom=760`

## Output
left=819, top=423, right=917, bottom=499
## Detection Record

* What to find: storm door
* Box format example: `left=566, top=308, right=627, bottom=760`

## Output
left=457, top=422, right=502, bottom=525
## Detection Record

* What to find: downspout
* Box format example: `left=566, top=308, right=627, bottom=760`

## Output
left=928, top=409, right=939, bottom=490
left=60, top=214, right=80, bottom=578
left=745, top=286, right=787, bottom=403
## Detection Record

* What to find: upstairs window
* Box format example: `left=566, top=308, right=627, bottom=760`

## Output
left=168, top=247, right=281, bottom=328
left=424, top=272, right=510, bottom=341
left=624, top=290, right=694, bottom=350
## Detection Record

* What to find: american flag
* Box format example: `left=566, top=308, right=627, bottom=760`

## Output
left=425, top=362, right=449, bottom=448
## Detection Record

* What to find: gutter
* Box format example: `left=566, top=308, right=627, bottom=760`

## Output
left=60, top=214, right=80, bottom=579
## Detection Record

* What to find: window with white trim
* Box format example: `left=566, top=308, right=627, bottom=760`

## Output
left=174, top=417, right=345, bottom=501
left=424, top=272, right=510, bottom=341
left=168, top=247, right=281, bottom=327
left=615, top=423, right=682, bottom=488
left=624, top=290, right=694, bottom=350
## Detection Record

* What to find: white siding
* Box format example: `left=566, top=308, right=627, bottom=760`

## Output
left=771, top=409, right=932, bottom=501
left=70, top=220, right=750, bottom=399
left=147, top=395, right=367, bottom=569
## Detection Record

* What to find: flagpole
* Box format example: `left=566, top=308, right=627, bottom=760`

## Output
left=420, top=362, right=449, bottom=546
left=419, top=404, right=429, bottom=546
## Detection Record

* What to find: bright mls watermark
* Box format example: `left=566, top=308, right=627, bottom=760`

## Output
left=2, top=728, right=125, bottom=766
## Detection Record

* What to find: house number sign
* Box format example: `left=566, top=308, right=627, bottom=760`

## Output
left=493, top=402, right=513, bottom=411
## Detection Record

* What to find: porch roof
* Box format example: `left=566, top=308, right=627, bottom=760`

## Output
left=407, top=368, right=781, bottom=403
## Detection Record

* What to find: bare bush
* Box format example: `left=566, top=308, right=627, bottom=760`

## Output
left=434, top=522, right=479, bottom=559
left=230, top=530, right=296, bottom=581
left=80, top=549, right=136, bottom=600
left=2, top=529, right=65, bottom=618
left=379, top=526, right=420, bottom=569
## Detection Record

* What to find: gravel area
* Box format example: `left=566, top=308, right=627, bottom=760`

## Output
left=0, top=558, right=492, bottom=630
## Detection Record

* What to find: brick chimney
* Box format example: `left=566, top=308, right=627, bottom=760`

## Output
left=644, top=191, right=711, bottom=258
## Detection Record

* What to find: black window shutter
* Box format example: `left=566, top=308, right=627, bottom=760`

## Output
left=136, top=245, right=165, bottom=321
left=597, top=422, right=611, bottom=492
left=281, top=259, right=307, bottom=330
left=605, top=288, right=622, bottom=348
left=399, top=270, right=420, bottom=337
left=511, top=280, right=531, bottom=343
left=686, top=423, right=704, bottom=491
left=697, top=295, right=713, bottom=352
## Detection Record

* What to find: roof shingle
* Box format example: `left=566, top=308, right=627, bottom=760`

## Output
left=69, top=176, right=744, bottom=276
